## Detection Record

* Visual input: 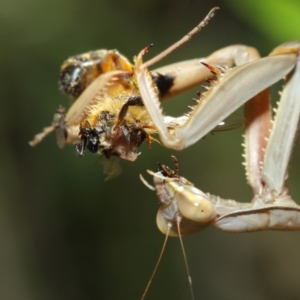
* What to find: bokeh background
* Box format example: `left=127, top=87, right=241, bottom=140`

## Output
left=1, top=0, right=300, bottom=299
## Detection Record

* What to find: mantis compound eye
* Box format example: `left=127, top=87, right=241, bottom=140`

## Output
left=151, top=168, right=217, bottom=236
left=156, top=184, right=217, bottom=236
left=176, top=186, right=217, bottom=223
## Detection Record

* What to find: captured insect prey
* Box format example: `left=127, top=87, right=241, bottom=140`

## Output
left=29, top=7, right=240, bottom=178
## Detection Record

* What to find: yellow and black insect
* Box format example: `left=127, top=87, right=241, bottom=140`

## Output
left=29, top=8, right=239, bottom=177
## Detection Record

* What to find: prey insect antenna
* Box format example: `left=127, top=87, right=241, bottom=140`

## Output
left=141, top=7, right=219, bottom=69
left=176, top=216, right=195, bottom=300
left=141, top=223, right=171, bottom=300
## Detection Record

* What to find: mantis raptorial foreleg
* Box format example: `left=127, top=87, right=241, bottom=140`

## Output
left=214, top=42, right=300, bottom=232
left=141, top=41, right=300, bottom=234
left=136, top=42, right=298, bottom=150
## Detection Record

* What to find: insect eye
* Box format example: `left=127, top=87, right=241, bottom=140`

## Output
left=177, top=187, right=217, bottom=223
left=59, top=65, right=85, bottom=98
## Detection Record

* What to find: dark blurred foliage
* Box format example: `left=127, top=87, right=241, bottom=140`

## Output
left=1, top=1, right=300, bottom=299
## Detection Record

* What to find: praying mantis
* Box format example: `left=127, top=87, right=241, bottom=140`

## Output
left=137, top=9, right=300, bottom=300
left=137, top=25, right=300, bottom=234
left=28, top=6, right=300, bottom=298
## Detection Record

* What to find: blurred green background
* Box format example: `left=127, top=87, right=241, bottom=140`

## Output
left=1, top=0, right=300, bottom=299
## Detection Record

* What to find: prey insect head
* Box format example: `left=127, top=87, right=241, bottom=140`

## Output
left=59, top=50, right=134, bottom=100
left=59, top=63, right=85, bottom=99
